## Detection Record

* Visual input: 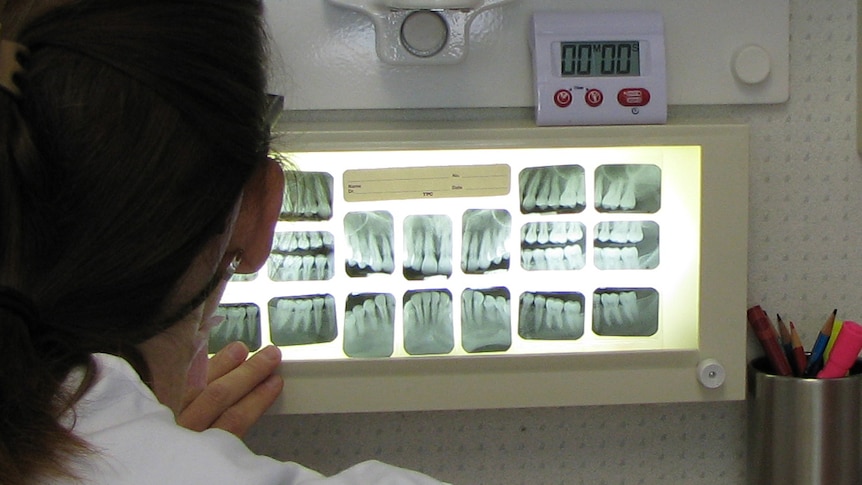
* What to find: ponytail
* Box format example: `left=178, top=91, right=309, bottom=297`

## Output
left=0, top=289, right=92, bottom=485
left=1, top=41, right=92, bottom=477
left=0, top=0, right=269, bottom=482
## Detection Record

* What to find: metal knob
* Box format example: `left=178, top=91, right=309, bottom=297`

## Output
left=697, top=358, right=726, bottom=389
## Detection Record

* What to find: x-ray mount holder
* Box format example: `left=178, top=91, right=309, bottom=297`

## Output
left=326, top=0, right=516, bottom=64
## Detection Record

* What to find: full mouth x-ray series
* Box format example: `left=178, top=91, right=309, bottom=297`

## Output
left=213, top=144, right=701, bottom=361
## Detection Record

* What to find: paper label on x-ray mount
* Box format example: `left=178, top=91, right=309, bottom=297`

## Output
left=344, top=164, right=510, bottom=202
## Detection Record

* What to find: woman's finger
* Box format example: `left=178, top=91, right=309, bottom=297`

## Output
left=207, top=341, right=251, bottom=383
left=178, top=345, right=281, bottom=432
left=208, top=374, right=284, bottom=438
left=180, top=341, right=250, bottom=411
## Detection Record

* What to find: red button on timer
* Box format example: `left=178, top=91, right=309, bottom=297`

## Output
left=617, top=88, right=651, bottom=107
left=553, top=89, right=573, bottom=108
left=585, top=89, right=603, bottom=107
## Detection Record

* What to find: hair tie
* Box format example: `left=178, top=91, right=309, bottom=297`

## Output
left=0, top=25, right=29, bottom=98
left=0, top=286, right=41, bottom=327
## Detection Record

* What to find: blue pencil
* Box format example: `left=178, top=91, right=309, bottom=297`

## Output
left=804, top=309, right=837, bottom=377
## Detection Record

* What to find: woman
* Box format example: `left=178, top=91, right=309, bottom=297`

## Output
left=0, top=1, right=445, bottom=484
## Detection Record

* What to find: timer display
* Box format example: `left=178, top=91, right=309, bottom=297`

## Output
left=531, top=11, right=666, bottom=126
left=560, top=41, right=640, bottom=77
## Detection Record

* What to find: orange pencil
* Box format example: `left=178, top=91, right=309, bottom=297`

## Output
left=789, top=322, right=807, bottom=377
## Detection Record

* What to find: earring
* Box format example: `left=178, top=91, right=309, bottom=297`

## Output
left=224, top=251, right=243, bottom=281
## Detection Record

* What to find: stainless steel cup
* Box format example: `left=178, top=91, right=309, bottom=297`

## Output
left=747, top=356, right=862, bottom=484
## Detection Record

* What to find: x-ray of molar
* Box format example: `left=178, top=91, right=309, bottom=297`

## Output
left=280, top=171, right=333, bottom=221
left=229, top=272, right=257, bottom=282
left=268, top=295, right=337, bottom=346
left=403, top=290, right=454, bottom=356
left=403, top=215, right=453, bottom=280
left=593, top=221, right=660, bottom=270
left=592, top=288, right=659, bottom=337
left=518, top=292, right=585, bottom=340
left=268, top=231, right=334, bottom=281
left=519, top=165, right=586, bottom=214
left=344, top=211, right=395, bottom=277
left=461, top=288, right=511, bottom=353
left=343, top=293, right=395, bottom=358
left=209, top=303, right=261, bottom=354
left=594, top=164, right=661, bottom=213
left=520, top=221, right=586, bottom=271
left=461, top=209, right=511, bottom=274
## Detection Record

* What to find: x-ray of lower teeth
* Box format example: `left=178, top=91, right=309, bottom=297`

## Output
left=593, top=221, right=660, bottom=270
left=592, top=289, right=659, bottom=337
left=268, top=231, right=334, bottom=281
left=403, top=290, right=454, bottom=355
left=268, top=295, right=337, bottom=346
left=519, top=165, right=586, bottom=214
left=343, top=293, right=395, bottom=358
left=344, top=211, right=395, bottom=276
left=594, top=164, right=661, bottom=213
left=210, top=303, right=261, bottom=354
left=229, top=272, right=257, bottom=282
left=461, top=288, right=511, bottom=353
left=520, top=221, right=586, bottom=271
left=403, top=215, right=453, bottom=280
left=280, top=171, right=333, bottom=221
left=461, top=209, right=511, bottom=274
left=518, top=292, right=585, bottom=340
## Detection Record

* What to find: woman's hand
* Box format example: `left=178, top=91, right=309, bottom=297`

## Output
left=178, top=342, right=283, bottom=438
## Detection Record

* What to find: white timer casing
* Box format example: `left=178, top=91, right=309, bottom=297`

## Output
left=531, top=11, right=668, bottom=126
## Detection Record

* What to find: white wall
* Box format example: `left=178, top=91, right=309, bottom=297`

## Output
left=244, top=1, right=858, bottom=483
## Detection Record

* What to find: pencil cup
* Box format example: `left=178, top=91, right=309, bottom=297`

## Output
left=747, top=356, right=862, bottom=485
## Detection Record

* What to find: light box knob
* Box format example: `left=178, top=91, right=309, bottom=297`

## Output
left=697, top=358, right=726, bottom=389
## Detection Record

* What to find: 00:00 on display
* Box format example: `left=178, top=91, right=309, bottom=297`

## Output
left=560, top=41, right=640, bottom=77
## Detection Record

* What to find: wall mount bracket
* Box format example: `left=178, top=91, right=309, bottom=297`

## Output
left=327, top=0, right=516, bottom=65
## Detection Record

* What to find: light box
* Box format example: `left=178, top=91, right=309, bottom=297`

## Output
left=216, top=120, right=748, bottom=413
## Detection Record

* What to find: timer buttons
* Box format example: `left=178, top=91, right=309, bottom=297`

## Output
left=585, top=89, right=603, bottom=107
left=547, top=86, right=659, bottom=119
left=553, top=89, right=573, bottom=108
left=617, top=88, right=651, bottom=107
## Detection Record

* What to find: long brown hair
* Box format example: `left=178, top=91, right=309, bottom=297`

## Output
left=0, top=0, right=270, bottom=482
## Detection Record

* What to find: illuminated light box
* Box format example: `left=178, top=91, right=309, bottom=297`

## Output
left=217, top=120, right=748, bottom=413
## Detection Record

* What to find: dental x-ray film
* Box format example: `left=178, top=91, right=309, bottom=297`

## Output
left=215, top=146, right=701, bottom=360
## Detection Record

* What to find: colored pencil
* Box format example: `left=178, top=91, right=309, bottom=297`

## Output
left=824, top=318, right=844, bottom=362
left=789, top=322, right=807, bottom=377
left=804, top=309, right=837, bottom=377
left=747, top=305, right=793, bottom=376
left=776, top=314, right=794, bottom=365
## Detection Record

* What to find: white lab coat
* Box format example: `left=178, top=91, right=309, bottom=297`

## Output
left=54, top=353, right=446, bottom=485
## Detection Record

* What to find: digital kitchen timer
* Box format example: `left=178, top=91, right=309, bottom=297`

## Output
left=531, top=11, right=667, bottom=126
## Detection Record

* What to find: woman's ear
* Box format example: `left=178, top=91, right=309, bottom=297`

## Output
left=229, top=160, right=284, bottom=273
